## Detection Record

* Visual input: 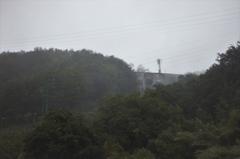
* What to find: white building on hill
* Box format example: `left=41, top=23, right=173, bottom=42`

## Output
left=136, top=72, right=180, bottom=93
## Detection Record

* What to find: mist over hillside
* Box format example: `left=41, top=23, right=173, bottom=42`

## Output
left=1, top=0, right=240, bottom=158
left=0, top=48, right=137, bottom=126
left=0, top=43, right=240, bottom=159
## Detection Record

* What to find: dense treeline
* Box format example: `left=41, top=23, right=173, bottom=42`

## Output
left=0, top=48, right=137, bottom=127
left=1, top=42, right=240, bottom=159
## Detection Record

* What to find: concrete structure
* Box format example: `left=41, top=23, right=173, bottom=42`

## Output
left=136, top=72, right=180, bottom=93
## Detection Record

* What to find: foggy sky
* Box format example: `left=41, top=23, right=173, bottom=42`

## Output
left=0, top=0, right=240, bottom=74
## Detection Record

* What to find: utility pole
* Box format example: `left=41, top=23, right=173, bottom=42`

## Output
left=40, top=76, right=55, bottom=114
left=40, top=84, right=48, bottom=114
left=157, top=59, right=161, bottom=73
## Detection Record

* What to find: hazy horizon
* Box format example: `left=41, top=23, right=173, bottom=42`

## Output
left=1, top=0, right=240, bottom=74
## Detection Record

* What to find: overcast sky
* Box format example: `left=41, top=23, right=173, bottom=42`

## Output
left=0, top=0, right=240, bottom=74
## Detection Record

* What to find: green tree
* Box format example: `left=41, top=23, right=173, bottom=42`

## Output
left=0, top=129, right=26, bottom=159
left=23, top=110, right=104, bottom=159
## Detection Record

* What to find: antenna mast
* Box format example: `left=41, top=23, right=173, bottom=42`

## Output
left=157, top=59, right=161, bottom=73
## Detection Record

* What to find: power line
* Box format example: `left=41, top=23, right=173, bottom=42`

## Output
left=2, top=13, right=239, bottom=52
left=122, top=26, right=239, bottom=62
left=138, top=31, right=237, bottom=66
left=137, top=35, right=235, bottom=73
left=1, top=7, right=239, bottom=48
left=3, top=6, right=238, bottom=43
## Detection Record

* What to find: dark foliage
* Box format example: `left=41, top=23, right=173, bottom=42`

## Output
left=1, top=42, right=240, bottom=159
left=23, top=110, right=104, bottom=159
left=0, top=48, right=137, bottom=126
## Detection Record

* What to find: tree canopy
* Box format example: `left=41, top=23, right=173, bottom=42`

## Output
left=1, top=42, right=240, bottom=159
left=0, top=48, right=137, bottom=126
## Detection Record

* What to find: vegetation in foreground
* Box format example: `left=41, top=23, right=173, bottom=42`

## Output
left=0, top=42, right=240, bottom=159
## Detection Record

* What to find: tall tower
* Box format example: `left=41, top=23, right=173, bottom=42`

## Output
left=157, top=59, right=161, bottom=73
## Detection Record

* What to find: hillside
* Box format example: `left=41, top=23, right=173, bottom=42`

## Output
left=0, top=48, right=137, bottom=126
left=0, top=43, right=240, bottom=159
left=14, top=42, right=239, bottom=159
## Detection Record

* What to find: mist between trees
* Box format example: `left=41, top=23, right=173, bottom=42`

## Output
left=0, top=42, right=240, bottom=159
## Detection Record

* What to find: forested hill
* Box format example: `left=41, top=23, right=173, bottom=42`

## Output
left=0, top=48, right=137, bottom=125
left=1, top=44, right=240, bottom=159
left=14, top=43, right=239, bottom=159
left=156, top=43, right=240, bottom=123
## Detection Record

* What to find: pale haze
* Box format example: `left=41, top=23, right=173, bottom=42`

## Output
left=0, top=0, right=240, bottom=74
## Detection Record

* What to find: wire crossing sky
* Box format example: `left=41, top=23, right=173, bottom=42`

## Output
left=0, top=0, right=240, bottom=74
